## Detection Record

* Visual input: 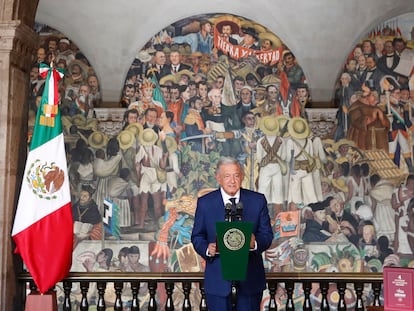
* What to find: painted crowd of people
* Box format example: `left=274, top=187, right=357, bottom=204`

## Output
left=29, top=14, right=414, bottom=279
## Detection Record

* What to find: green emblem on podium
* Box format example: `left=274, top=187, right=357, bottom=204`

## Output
left=216, top=221, right=254, bottom=281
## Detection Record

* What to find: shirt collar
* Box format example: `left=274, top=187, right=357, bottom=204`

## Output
left=220, top=188, right=240, bottom=205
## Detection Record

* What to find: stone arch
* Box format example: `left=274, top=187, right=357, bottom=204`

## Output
left=332, top=12, right=414, bottom=142
left=120, top=13, right=310, bottom=110
left=6, top=2, right=414, bottom=310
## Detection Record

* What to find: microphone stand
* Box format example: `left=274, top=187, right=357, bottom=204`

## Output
left=225, top=202, right=243, bottom=222
left=226, top=201, right=244, bottom=310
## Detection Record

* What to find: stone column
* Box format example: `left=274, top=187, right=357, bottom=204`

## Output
left=0, top=20, right=37, bottom=310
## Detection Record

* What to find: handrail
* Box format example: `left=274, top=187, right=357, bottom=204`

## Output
left=17, top=272, right=384, bottom=310
left=17, top=271, right=384, bottom=282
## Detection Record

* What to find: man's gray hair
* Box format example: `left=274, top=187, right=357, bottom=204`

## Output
left=216, top=157, right=241, bottom=173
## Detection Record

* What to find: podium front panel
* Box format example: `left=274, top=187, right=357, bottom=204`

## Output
left=216, top=221, right=253, bottom=281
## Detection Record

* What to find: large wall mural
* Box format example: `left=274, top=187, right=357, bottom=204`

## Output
left=29, top=12, right=414, bottom=309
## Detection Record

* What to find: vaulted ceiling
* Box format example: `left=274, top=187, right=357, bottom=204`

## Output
left=36, top=0, right=414, bottom=104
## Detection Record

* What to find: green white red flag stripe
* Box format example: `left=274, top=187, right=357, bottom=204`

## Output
left=12, top=64, right=73, bottom=293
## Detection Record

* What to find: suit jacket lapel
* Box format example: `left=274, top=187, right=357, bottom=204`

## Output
left=214, top=189, right=226, bottom=220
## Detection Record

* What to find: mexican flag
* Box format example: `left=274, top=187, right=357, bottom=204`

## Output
left=151, top=75, right=167, bottom=110
left=12, top=63, right=73, bottom=293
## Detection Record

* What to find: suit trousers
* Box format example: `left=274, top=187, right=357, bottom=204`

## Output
left=206, top=292, right=263, bottom=311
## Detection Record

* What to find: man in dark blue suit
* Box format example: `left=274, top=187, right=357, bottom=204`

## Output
left=191, top=157, right=273, bottom=311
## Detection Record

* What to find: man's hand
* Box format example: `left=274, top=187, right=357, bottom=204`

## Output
left=250, top=233, right=256, bottom=249
left=208, top=242, right=217, bottom=257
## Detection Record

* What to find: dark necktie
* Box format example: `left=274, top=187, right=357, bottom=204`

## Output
left=229, top=197, right=237, bottom=215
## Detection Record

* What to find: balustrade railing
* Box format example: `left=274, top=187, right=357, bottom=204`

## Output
left=17, top=272, right=384, bottom=310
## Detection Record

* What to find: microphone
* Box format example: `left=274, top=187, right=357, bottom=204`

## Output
left=231, top=202, right=237, bottom=216
left=236, top=202, right=243, bottom=221
left=226, top=200, right=243, bottom=222
left=225, top=203, right=232, bottom=222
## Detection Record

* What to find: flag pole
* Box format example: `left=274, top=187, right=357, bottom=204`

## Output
left=16, top=58, right=71, bottom=310
left=101, top=198, right=106, bottom=250
left=101, top=221, right=105, bottom=251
